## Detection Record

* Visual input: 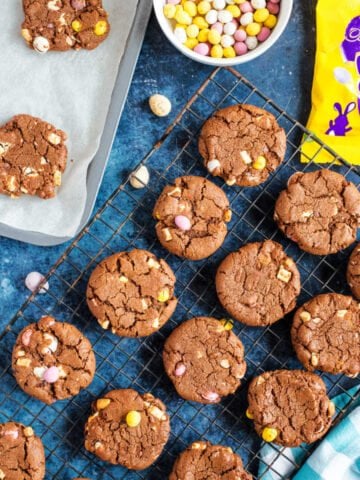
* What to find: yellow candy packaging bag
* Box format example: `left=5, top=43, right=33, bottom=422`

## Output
left=302, top=0, right=360, bottom=164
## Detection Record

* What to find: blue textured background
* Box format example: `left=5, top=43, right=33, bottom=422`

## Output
left=0, top=1, right=315, bottom=330
left=1, top=4, right=360, bottom=479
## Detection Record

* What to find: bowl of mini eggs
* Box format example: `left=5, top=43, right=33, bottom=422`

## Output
left=153, top=0, right=293, bottom=66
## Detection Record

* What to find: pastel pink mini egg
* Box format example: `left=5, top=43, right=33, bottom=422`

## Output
left=167, top=0, right=181, bottom=3
left=240, top=1, right=253, bottom=13
left=234, top=41, right=248, bottom=55
left=194, top=43, right=210, bottom=56
left=257, top=26, right=271, bottom=42
left=25, top=272, right=49, bottom=294
left=43, top=366, right=59, bottom=383
left=267, top=1, right=280, bottom=14
left=175, top=215, right=191, bottom=231
left=4, top=429, right=18, bottom=440
left=234, top=29, right=247, bottom=42
left=174, top=363, right=186, bottom=376
left=211, top=22, right=224, bottom=35
left=71, top=0, right=86, bottom=9
left=202, top=391, right=220, bottom=402
left=22, top=329, right=33, bottom=346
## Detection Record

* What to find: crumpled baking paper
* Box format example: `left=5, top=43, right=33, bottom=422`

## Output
left=0, top=0, right=138, bottom=239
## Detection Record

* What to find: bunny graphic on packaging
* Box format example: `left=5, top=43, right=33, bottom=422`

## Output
left=326, top=102, right=356, bottom=136
left=341, top=16, right=360, bottom=70
left=302, top=0, right=360, bottom=165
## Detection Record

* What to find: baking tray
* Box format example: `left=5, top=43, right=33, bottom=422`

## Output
left=0, top=67, right=359, bottom=479
left=0, top=0, right=152, bottom=247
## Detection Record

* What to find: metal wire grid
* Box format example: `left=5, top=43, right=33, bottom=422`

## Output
left=0, top=67, right=359, bottom=480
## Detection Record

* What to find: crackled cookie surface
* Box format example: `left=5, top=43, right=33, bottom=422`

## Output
left=216, top=240, right=300, bottom=327
left=347, top=243, right=360, bottom=300
left=291, top=293, right=360, bottom=377
left=12, top=315, right=95, bottom=404
left=153, top=176, right=231, bottom=260
left=84, top=389, right=170, bottom=470
left=0, top=422, right=45, bottom=480
left=274, top=169, right=360, bottom=255
left=169, top=441, right=253, bottom=480
left=0, top=114, right=67, bottom=199
left=22, top=0, right=110, bottom=52
left=198, top=104, right=286, bottom=187
left=86, top=249, right=177, bottom=337
left=247, top=370, right=334, bottom=447
left=163, top=317, right=246, bottom=404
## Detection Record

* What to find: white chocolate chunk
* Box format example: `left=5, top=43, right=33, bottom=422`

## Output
left=240, top=150, right=252, bottom=165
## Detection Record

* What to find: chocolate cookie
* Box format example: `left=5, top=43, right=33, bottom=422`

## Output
left=0, top=114, right=67, bottom=199
left=84, top=389, right=170, bottom=470
left=21, top=0, right=110, bottom=53
left=153, top=176, right=231, bottom=260
left=291, top=293, right=360, bottom=377
left=0, top=422, right=45, bottom=480
left=163, top=317, right=246, bottom=404
left=274, top=169, right=360, bottom=255
left=169, top=441, right=253, bottom=480
left=12, top=315, right=96, bottom=404
left=247, top=370, right=334, bottom=447
left=347, top=243, right=360, bottom=300
left=86, top=249, right=177, bottom=337
left=198, top=104, right=286, bottom=187
left=216, top=240, right=301, bottom=327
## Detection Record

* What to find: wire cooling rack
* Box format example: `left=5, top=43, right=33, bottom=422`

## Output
left=0, top=67, right=359, bottom=480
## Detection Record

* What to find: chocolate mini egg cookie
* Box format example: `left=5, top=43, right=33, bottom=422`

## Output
left=216, top=240, right=300, bottom=327
left=86, top=249, right=177, bottom=337
left=169, top=441, right=253, bottom=480
left=12, top=315, right=96, bottom=404
left=247, top=370, right=334, bottom=447
left=198, top=104, right=286, bottom=187
left=84, top=389, right=170, bottom=470
left=153, top=176, right=231, bottom=260
left=0, top=114, right=67, bottom=199
left=274, top=169, right=360, bottom=255
left=163, top=317, right=247, bottom=404
left=21, top=0, right=110, bottom=53
left=0, top=422, right=45, bottom=480
left=291, top=293, right=360, bottom=377
left=347, top=243, right=360, bottom=300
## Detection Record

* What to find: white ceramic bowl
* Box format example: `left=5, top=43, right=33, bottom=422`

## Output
left=153, top=0, right=293, bottom=66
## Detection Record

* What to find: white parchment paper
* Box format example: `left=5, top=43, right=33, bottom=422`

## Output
left=0, top=0, right=139, bottom=238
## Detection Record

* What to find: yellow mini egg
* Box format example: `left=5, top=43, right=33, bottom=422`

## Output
left=193, top=16, right=209, bottom=29
left=175, top=8, right=193, bottom=25
left=262, top=427, right=278, bottom=443
left=220, top=318, right=234, bottom=330
left=211, top=45, right=224, bottom=58
left=198, top=28, right=210, bottom=42
left=94, top=20, right=107, bottom=36
left=246, top=22, right=261, bottom=36
left=246, top=409, right=254, bottom=419
left=254, top=8, right=270, bottom=23
left=183, top=1, right=197, bottom=17
left=163, top=4, right=176, bottom=19
left=158, top=287, right=170, bottom=303
left=264, top=14, right=277, bottom=29
left=226, top=5, right=241, bottom=18
left=197, top=1, right=211, bottom=15
left=186, top=24, right=199, bottom=38
left=253, top=155, right=267, bottom=170
left=223, top=46, right=236, bottom=58
left=185, top=37, right=199, bottom=49
left=208, top=29, right=221, bottom=45
left=71, top=20, right=82, bottom=32
left=126, top=411, right=141, bottom=428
